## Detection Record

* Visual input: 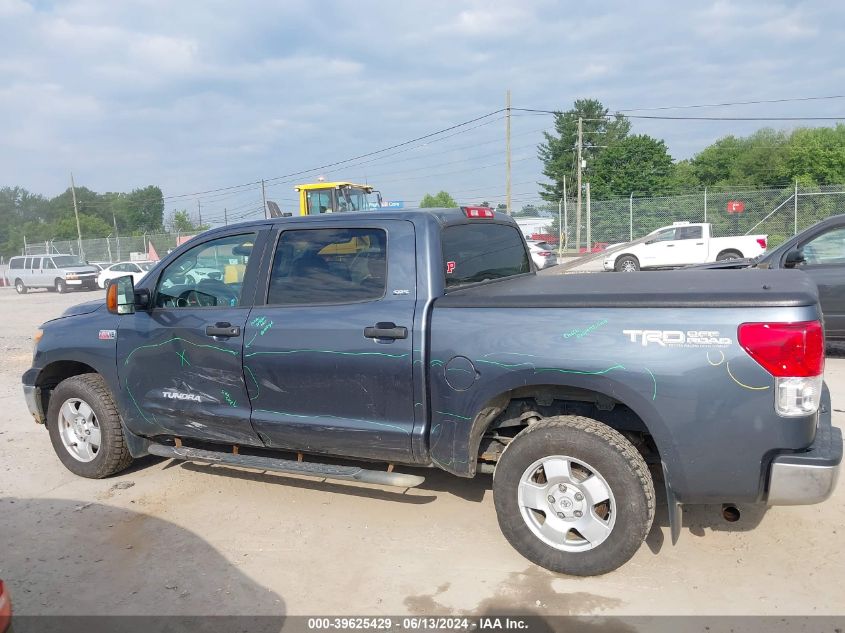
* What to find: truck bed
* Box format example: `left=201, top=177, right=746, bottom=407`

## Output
left=437, top=269, right=818, bottom=309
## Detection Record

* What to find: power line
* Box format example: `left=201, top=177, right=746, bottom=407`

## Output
left=617, top=94, right=845, bottom=112
left=511, top=108, right=845, bottom=121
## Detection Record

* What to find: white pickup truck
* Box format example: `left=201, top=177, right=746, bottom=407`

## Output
left=603, top=222, right=768, bottom=272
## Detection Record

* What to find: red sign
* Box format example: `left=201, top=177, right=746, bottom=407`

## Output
left=727, top=200, right=745, bottom=214
left=446, top=261, right=456, bottom=274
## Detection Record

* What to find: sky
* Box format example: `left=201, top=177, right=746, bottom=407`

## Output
left=1, top=0, right=844, bottom=224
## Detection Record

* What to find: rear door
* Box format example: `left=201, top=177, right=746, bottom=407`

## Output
left=245, top=220, right=417, bottom=462
left=116, top=230, right=266, bottom=445
left=30, top=257, right=43, bottom=287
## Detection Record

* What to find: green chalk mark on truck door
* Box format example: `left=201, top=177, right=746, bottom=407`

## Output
left=124, top=337, right=238, bottom=366
left=245, top=349, right=407, bottom=360
left=644, top=367, right=657, bottom=401
left=253, top=409, right=409, bottom=435
left=176, top=350, right=191, bottom=367
left=534, top=364, right=625, bottom=376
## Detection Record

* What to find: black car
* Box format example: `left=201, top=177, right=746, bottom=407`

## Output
left=690, top=213, right=845, bottom=340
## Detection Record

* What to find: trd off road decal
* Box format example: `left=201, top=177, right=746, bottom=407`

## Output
left=623, top=329, right=732, bottom=348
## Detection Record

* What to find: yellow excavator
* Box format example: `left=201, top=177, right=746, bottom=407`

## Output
left=265, top=182, right=383, bottom=217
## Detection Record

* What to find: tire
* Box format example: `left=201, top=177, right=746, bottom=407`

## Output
left=14, top=279, right=27, bottom=294
left=716, top=250, right=742, bottom=262
left=55, top=278, right=67, bottom=293
left=493, top=416, right=655, bottom=576
left=46, top=374, right=133, bottom=478
left=614, top=255, right=640, bottom=272
left=103, top=279, right=111, bottom=291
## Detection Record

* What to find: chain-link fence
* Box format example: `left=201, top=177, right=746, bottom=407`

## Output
left=514, top=184, right=845, bottom=251
left=20, top=233, right=194, bottom=263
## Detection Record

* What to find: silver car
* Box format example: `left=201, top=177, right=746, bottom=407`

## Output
left=7, top=255, right=100, bottom=294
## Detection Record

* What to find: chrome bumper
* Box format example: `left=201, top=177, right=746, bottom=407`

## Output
left=767, top=417, right=841, bottom=505
left=23, top=384, right=45, bottom=424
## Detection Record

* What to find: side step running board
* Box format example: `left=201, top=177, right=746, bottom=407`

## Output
left=147, top=443, right=426, bottom=488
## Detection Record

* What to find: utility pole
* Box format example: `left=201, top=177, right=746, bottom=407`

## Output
left=261, top=179, right=268, bottom=219
left=505, top=90, right=512, bottom=215
left=562, top=175, right=568, bottom=254
left=113, top=213, right=121, bottom=261
left=70, top=172, right=84, bottom=260
left=197, top=199, right=202, bottom=227
left=224, top=207, right=229, bottom=226
left=586, top=182, right=591, bottom=252
left=575, top=117, right=583, bottom=253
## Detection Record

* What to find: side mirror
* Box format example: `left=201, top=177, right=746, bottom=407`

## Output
left=645, top=239, right=655, bottom=245
left=784, top=248, right=806, bottom=269
left=106, top=275, right=136, bottom=315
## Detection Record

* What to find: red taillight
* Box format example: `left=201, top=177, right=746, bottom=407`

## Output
left=538, top=251, right=552, bottom=256
left=738, top=321, right=824, bottom=377
left=757, top=237, right=767, bottom=249
left=462, top=206, right=494, bottom=218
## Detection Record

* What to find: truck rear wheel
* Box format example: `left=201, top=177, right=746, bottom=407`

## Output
left=716, top=250, right=742, bottom=261
left=614, top=255, right=639, bottom=272
left=493, top=416, right=654, bottom=576
left=46, top=374, right=133, bottom=478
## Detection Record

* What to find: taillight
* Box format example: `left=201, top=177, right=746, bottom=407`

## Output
left=757, top=237, right=767, bottom=249
left=538, top=251, right=552, bottom=256
left=738, top=321, right=824, bottom=417
left=462, top=206, right=494, bottom=218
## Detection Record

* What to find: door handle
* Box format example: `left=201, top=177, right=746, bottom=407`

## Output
left=364, top=322, right=408, bottom=340
left=666, top=244, right=674, bottom=247
left=696, top=242, right=704, bottom=245
left=206, top=322, right=241, bottom=338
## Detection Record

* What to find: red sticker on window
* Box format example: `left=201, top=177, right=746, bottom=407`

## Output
left=446, top=261, right=456, bottom=274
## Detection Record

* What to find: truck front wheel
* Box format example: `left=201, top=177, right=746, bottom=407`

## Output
left=46, top=374, right=134, bottom=478
left=493, top=416, right=654, bottom=576
left=614, top=255, right=639, bottom=272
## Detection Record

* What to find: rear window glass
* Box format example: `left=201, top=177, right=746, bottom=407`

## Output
left=9, top=258, right=23, bottom=270
left=442, top=223, right=530, bottom=288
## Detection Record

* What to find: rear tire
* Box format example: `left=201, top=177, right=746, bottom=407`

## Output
left=614, top=255, right=640, bottom=272
left=55, top=278, right=67, bottom=293
left=14, top=279, right=27, bottom=294
left=493, top=416, right=654, bottom=576
left=716, top=250, right=742, bottom=261
left=46, top=374, right=134, bottom=478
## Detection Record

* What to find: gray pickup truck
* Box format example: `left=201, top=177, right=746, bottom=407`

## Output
left=22, top=208, right=841, bottom=576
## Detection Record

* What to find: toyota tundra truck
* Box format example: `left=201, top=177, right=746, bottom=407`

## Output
left=22, top=207, right=841, bottom=576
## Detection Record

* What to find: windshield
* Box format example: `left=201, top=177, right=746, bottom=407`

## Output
left=338, top=187, right=372, bottom=212
left=52, top=256, right=85, bottom=267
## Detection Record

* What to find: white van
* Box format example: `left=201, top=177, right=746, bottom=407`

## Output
left=7, top=255, right=100, bottom=293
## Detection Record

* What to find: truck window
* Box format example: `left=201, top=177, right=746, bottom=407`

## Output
left=676, top=226, right=702, bottom=240
left=43, top=259, right=55, bottom=269
left=155, top=233, right=255, bottom=309
left=307, top=190, right=334, bottom=214
left=268, top=228, right=387, bottom=305
left=442, top=223, right=530, bottom=288
left=31, top=257, right=41, bottom=269
left=652, top=228, right=676, bottom=242
left=802, top=226, right=845, bottom=265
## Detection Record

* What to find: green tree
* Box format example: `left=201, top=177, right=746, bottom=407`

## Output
left=538, top=98, right=631, bottom=203
left=170, top=209, right=208, bottom=233
left=419, top=191, right=457, bottom=208
left=589, top=135, right=675, bottom=198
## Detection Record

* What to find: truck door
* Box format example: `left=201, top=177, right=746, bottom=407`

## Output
left=245, top=220, right=417, bottom=462
left=641, top=227, right=677, bottom=267
left=674, top=225, right=707, bottom=264
left=794, top=225, right=845, bottom=337
left=116, top=230, right=265, bottom=446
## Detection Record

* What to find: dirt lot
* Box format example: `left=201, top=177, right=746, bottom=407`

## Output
left=0, top=288, right=843, bottom=617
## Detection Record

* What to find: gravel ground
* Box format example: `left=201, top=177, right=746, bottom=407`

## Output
left=0, top=287, right=843, bottom=617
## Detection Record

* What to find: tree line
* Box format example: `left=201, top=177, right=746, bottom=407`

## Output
left=538, top=98, right=845, bottom=202
left=0, top=184, right=167, bottom=258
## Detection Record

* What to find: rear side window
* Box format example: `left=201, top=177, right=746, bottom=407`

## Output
left=9, top=258, right=22, bottom=270
left=268, top=228, right=387, bottom=305
left=442, top=223, right=530, bottom=288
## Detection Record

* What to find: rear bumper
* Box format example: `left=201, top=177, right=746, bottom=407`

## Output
left=767, top=411, right=842, bottom=505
